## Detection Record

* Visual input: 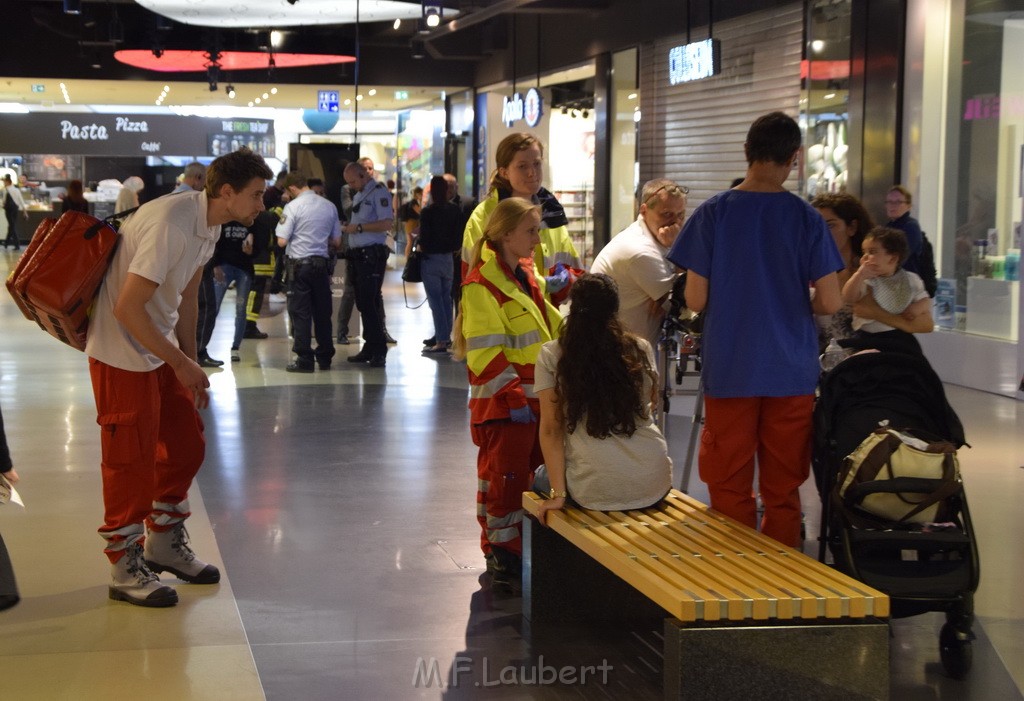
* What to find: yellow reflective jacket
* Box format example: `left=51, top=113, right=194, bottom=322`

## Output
left=461, top=190, right=581, bottom=280
left=461, top=253, right=562, bottom=425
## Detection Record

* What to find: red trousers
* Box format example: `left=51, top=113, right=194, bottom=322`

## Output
left=89, top=359, right=205, bottom=561
left=699, top=395, right=813, bottom=548
left=471, top=419, right=543, bottom=558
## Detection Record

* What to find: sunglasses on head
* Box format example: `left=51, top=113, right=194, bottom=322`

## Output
left=643, top=184, right=688, bottom=208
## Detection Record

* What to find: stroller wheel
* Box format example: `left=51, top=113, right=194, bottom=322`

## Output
left=939, top=623, right=973, bottom=679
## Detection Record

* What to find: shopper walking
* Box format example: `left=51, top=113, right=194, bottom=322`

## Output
left=417, top=176, right=464, bottom=353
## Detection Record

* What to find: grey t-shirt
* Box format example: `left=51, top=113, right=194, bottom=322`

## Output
left=534, top=338, right=672, bottom=510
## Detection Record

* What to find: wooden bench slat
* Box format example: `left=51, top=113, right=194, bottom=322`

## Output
left=579, top=498, right=872, bottom=620
left=627, top=511, right=799, bottom=620
left=597, top=505, right=847, bottom=621
left=521, top=490, right=889, bottom=623
left=561, top=506, right=721, bottom=620
left=651, top=511, right=845, bottom=619
left=656, top=494, right=885, bottom=613
left=656, top=495, right=889, bottom=618
left=599, top=512, right=778, bottom=621
left=549, top=506, right=702, bottom=620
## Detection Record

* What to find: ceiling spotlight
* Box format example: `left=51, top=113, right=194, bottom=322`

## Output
left=393, top=18, right=401, bottom=30
left=581, top=109, right=589, bottom=119
left=226, top=85, right=236, bottom=98
left=425, top=8, right=441, bottom=27
left=286, top=0, right=299, bottom=4
left=270, top=31, right=283, bottom=48
left=63, top=0, right=81, bottom=15
left=561, top=105, right=568, bottom=115
left=410, top=40, right=426, bottom=59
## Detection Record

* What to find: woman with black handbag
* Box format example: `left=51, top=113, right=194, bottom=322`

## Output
left=417, top=175, right=465, bottom=353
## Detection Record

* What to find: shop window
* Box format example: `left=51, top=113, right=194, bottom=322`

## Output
left=801, top=0, right=852, bottom=199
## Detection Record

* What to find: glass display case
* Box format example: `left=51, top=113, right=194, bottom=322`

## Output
left=553, top=188, right=593, bottom=266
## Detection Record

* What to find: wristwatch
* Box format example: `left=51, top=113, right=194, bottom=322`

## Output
left=549, top=489, right=568, bottom=499
left=356, top=223, right=363, bottom=233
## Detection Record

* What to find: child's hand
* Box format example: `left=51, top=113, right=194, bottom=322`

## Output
left=858, top=254, right=882, bottom=279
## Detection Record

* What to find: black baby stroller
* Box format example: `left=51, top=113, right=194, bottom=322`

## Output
left=813, top=345, right=979, bottom=679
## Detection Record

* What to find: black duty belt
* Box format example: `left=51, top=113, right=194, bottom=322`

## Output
left=293, top=255, right=329, bottom=265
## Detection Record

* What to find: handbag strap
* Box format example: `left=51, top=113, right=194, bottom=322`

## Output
left=82, top=206, right=139, bottom=241
left=402, top=280, right=428, bottom=309
left=893, top=454, right=962, bottom=522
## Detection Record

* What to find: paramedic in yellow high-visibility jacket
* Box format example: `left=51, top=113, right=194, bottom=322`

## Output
left=453, top=197, right=562, bottom=592
left=461, top=133, right=582, bottom=305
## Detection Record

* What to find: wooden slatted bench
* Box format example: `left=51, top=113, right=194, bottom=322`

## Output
left=522, top=489, right=890, bottom=700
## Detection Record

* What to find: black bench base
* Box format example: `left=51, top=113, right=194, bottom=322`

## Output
left=664, top=619, right=888, bottom=700
left=523, top=515, right=890, bottom=700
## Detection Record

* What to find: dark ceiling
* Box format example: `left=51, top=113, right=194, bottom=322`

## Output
left=7, top=0, right=487, bottom=87
left=8, top=0, right=801, bottom=90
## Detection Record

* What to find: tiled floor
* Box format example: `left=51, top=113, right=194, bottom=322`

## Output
left=0, top=250, right=1020, bottom=700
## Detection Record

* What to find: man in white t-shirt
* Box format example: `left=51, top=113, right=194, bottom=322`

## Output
left=85, top=148, right=272, bottom=608
left=591, top=179, right=687, bottom=348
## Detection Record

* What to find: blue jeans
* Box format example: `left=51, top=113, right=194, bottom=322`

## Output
left=213, top=263, right=253, bottom=350
left=421, top=252, right=454, bottom=344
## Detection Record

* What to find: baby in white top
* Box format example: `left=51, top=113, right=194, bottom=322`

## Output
left=841, top=226, right=932, bottom=333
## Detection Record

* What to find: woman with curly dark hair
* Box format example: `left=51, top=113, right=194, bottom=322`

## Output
left=811, top=192, right=873, bottom=347
left=533, top=273, right=672, bottom=525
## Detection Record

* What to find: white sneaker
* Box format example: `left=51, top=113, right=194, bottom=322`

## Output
left=109, top=542, right=178, bottom=607
left=145, top=523, right=221, bottom=584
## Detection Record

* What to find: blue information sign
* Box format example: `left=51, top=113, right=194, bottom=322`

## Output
left=317, top=90, right=340, bottom=113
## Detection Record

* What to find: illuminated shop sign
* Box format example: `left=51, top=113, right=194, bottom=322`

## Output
left=962, top=96, right=1024, bottom=121
left=0, top=113, right=274, bottom=156
left=668, top=38, right=721, bottom=85
left=502, top=87, right=543, bottom=128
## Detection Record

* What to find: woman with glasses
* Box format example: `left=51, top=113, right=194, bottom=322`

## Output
left=461, top=132, right=582, bottom=304
left=884, top=185, right=923, bottom=277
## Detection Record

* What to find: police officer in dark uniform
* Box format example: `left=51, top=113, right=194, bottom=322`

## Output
left=276, top=172, right=342, bottom=372
left=342, top=161, right=394, bottom=368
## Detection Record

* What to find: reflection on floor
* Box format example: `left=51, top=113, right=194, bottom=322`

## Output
left=0, top=252, right=1020, bottom=700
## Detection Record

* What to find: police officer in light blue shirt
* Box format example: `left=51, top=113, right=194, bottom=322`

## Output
left=276, top=172, right=342, bottom=372
left=341, top=161, right=394, bottom=367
